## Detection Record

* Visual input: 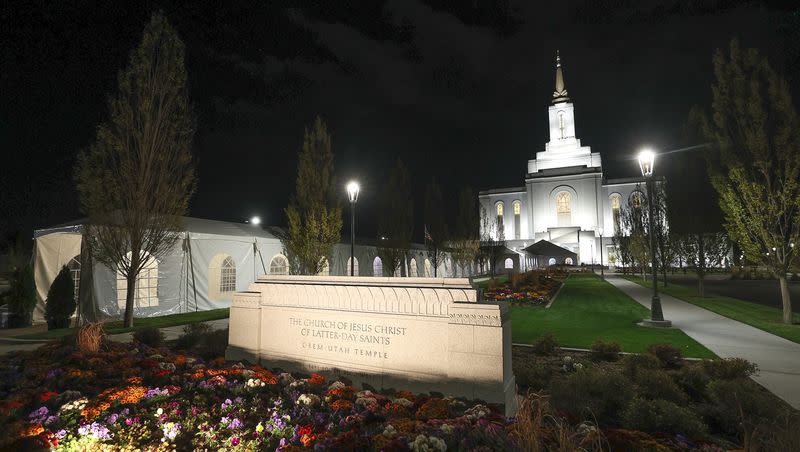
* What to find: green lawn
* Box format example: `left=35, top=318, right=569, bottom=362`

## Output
left=623, top=275, right=800, bottom=344
left=17, top=308, right=230, bottom=340
left=508, top=273, right=715, bottom=358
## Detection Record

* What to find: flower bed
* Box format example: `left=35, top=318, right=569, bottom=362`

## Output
left=0, top=341, right=521, bottom=450
left=485, top=272, right=563, bottom=306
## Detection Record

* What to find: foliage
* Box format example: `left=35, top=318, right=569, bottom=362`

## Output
left=75, top=11, right=196, bottom=328
left=531, top=332, right=560, bottom=356
left=513, top=362, right=555, bottom=391
left=680, top=232, right=730, bottom=296
left=621, top=398, right=707, bottom=437
left=449, top=187, right=480, bottom=276
left=195, top=328, right=229, bottom=361
left=132, top=327, right=164, bottom=347
left=282, top=116, right=343, bottom=275
left=174, top=322, right=212, bottom=350
left=702, top=358, right=758, bottom=380
left=550, top=368, right=635, bottom=422
left=0, top=263, right=37, bottom=327
left=632, top=368, right=687, bottom=404
left=620, top=353, right=661, bottom=379
left=646, top=343, right=683, bottom=369
left=705, top=378, right=782, bottom=437
left=589, top=340, right=621, bottom=362
left=376, top=159, right=414, bottom=276
left=77, top=322, right=105, bottom=353
left=651, top=182, right=676, bottom=286
left=423, top=178, right=448, bottom=277
left=673, top=365, right=712, bottom=402
left=509, top=392, right=606, bottom=451
left=478, top=205, right=506, bottom=277
left=44, top=266, right=77, bottom=330
left=696, top=39, right=800, bottom=323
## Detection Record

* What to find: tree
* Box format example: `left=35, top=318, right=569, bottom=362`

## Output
left=450, top=187, right=480, bottom=277
left=620, top=188, right=650, bottom=277
left=479, top=205, right=506, bottom=277
left=652, top=182, right=676, bottom=286
left=424, top=179, right=448, bottom=277
left=376, top=159, right=414, bottom=277
left=682, top=232, right=730, bottom=297
left=44, top=266, right=76, bottom=330
left=612, top=213, right=631, bottom=273
left=282, top=117, right=343, bottom=275
left=696, top=40, right=800, bottom=323
left=75, top=12, right=196, bottom=328
left=0, top=263, right=36, bottom=328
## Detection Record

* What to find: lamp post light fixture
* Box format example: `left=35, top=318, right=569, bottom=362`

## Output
left=346, top=181, right=360, bottom=276
left=637, top=148, right=671, bottom=327
left=597, top=227, right=605, bottom=280
left=249, top=216, right=261, bottom=226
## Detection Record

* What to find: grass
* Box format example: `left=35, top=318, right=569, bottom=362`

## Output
left=507, top=273, right=715, bottom=358
left=17, top=308, right=230, bottom=340
left=623, top=275, right=800, bottom=344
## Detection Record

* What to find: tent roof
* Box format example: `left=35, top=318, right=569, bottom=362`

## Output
left=523, top=240, right=577, bottom=258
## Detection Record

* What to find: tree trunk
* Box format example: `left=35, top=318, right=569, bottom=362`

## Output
left=124, top=271, right=136, bottom=328
left=779, top=275, right=793, bottom=324
left=662, top=267, right=668, bottom=287
left=698, top=275, right=705, bottom=297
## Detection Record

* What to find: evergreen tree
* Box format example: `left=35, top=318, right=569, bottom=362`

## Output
left=75, top=11, right=196, bottom=327
left=376, top=159, right=414, bottom=276
left=696, top=40, right=800, bottom=323
left=283, top=117, right=343, bottom=275
left=44, top=265, right=76, bottom=330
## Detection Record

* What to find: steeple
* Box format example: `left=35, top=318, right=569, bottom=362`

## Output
left=552, top=50, right=569, bottom=104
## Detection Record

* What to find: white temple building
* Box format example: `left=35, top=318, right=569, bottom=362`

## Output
left=479, top=52, right=649, bottom=268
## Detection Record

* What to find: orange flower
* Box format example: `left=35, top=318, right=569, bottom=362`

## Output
left=329, top=399, right=353, bottom=411
left=126, top=376, right=143, bottom=384
left=20, top=424, right=44, bottom=438
left=300, top=434, right=315, bottom=446
left=308, top=373, right=325, bottom=385
left=395, top=390, right=416, bottom=402
left=174, top=355, right=187, bottom=366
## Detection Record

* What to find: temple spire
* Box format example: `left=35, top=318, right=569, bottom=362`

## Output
left=552, top=50, right=569, bottom=104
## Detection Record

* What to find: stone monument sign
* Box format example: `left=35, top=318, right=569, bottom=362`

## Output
left=227, top=275, right=517, bottom=415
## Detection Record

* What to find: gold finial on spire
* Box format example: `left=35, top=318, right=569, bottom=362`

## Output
left=553, top=50, right=569, bottom=104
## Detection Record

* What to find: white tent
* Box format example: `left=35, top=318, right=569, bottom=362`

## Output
left=32, top=217, right=455, bottom=322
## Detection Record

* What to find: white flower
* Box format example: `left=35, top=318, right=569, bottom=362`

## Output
left=156, top=407, right=163, bottom=417
left=382, top=424, right=397, bottom=436
left=392, top=397, right=413, bottom=407
left=575, top=363, right=584, bottom=371
left=563, top=355, right=573, bottom=363
left=440, top=424, right=455, bottom=435
left=328, top=381, right=346, bottom=391
left=58, top=397, right=88, bottom=414
left=410, top=434, right=447, bottom=452
left=296, top=393, right=321, bottom=406
left=246, top=378, right=266, bottom=388
left=355, top=397, right=377, bottom=407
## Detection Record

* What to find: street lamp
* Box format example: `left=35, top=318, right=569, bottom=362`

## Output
left=249, top=216, right=261, bottom=226
left=346, top=181, right=360, bottom=276
left=638, top=148, right=671, bottom=327
left=597, top=227, right=605, bottom=280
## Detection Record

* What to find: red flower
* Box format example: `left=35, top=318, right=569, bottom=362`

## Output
left=297, top=425, right=314, bottom=436
left=308, top=373, right=325, bottom=385
left=38, top=391, right=59, bottom=402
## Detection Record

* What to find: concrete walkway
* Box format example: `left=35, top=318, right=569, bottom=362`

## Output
left=606, top=275, right=800, bottom=409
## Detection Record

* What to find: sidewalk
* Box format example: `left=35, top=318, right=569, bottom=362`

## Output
left=606, top=275, right=800, bottom=409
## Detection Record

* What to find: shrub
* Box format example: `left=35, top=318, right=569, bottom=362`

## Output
left=44, top=266, right=76, bottom=330
left=1, top=264, right=37, bottom=327
left=621, top=397, right=707, bottom=437
left=550, top=368, right=634, bottom=422
left=633, top=369, right=687, bottom=404
left=197, top=328, right=229, bottom=361
left=77, top=322, right=105, bottom=353
left=532, top=332, right=559, bottom=356
left=620, top=353, right=661, bottom=379
left=706, top=378, right=781, bottom=436
left=175, top=322, right=212, bottom=350
left=673, top=364, right=711, bottom=401
left=589, top=340, right=621, bottom=362
left=513, top=362, right=554, bottom=391
left=703, top=358, right=758, bottom=380
left=646, top=343, right=683, bottom=368
left=133, top=327, right=164, bottom=347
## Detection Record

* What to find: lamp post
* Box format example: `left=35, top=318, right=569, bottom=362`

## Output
left=597, top=227, right=605, bottom=280
left=346, top=181, right=360, bottom=276
left=638, top=149, right=671, bottom=327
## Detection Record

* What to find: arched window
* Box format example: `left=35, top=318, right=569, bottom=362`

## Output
left=318, top=258, right=330, bottom=276
left=424, top=259, right=433, bottom=277
left=116, top=252, right=158, bottom=309
left=409, top=258, right=418, bottom=277
left=346, top=257, right=359, bottom=276
left=220, top=256, right=236, bottom=293
left=513, top=200, right=521, bottom=239
left=269, top=254, right=289, bottom=275
left=565, top=257, right=574, bottom=265
left=556, top=191, right=572, bottom=226
left=548, top=257, right=556, bottom=266
left=610, top=193, right=622, bottom=233
left=67, top=255, right=81, bottom=302
left=373, top=256, right=383, bottom=276
left=504, top=258, right=514, bottom=269
left=495, top=202, right=505, bottom=238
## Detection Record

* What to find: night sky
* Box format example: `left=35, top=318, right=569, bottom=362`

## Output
left=3, top=1, right=799, bottom=245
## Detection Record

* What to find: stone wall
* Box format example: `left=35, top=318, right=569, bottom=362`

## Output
left=227, top=275, right=517, bottom=415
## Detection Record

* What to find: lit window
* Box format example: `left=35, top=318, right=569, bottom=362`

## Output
left=513, top=200, right=521, bottom=239
left=409, top=258, right=417, bottom=277
left=373, top=257, right=383, bottom=276
left=504, top=258, right=513, bottom=269
left=346, top=257, right=359, bottom=276
left=610, top=193, right=621, bottom=211
left=556, top=192, right=571, bottom=213
left=513, top=201, right=521, bottom=215
left=219, top=256, right=236, bottom=292
left=67, top=255, right=81, bottom=302
left=269, top=254, right=289, bottom=275
left=496, top=202, right=504, bottom=216
left=116, top=252, right=158, bottom=309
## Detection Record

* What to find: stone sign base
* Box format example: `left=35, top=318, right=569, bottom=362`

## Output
left=226, top=275, right=517, bottom=416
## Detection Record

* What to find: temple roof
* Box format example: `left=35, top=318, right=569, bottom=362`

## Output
left=552, top=50, right=569, bottom=104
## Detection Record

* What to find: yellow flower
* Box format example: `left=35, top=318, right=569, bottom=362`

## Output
left=256, top=422, right=264, bottom=433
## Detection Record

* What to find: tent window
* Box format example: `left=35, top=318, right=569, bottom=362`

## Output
left=409, top=258, right=417, bottom=277
left=269, top=254, right=289, bottom=275
left=424, top=259, right=433, bottom=277
left=548, top=257, right=556, bottom=266
left=565, top=257, right=574, bottom=265
left=347, top=257, right=359, bottom=276
left=504, top=258, right=514, bottom=269
left=219, top=256, right=236, bottom=293
left=116, top=253, right=158, bottom=309
left=373, top=257, right=383, bottom=276
left=67, top=255, right=81, bottom=302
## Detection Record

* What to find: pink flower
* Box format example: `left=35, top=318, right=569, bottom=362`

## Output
left=230, top=436, right=240, bottom=446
